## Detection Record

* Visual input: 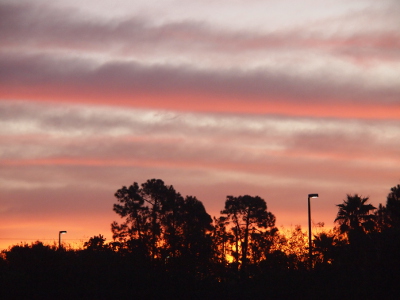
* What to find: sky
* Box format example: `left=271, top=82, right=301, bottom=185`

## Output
left=1, top=0, right=399, bottom=250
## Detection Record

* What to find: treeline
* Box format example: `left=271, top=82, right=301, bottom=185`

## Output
left=1, top=179, right=400, bottom=299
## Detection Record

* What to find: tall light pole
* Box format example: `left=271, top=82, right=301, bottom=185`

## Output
left=308, top=194, right=318, bottom=269
left=59, top=230, right=67, bottom=250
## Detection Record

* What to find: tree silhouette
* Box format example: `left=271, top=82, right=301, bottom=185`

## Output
left=179, top=196, right=213, bottom=262
left=112, top=179, right=213, bottom=265
left=383, top=184, right=400, bottom=228
left=211, top=216, right=233, bottom=265
left=372, top=184, right=400, bottom=281
left=374, top=184, right=400, bottom=233
left=277, top=225, right=309, bottom=269
left=374, top=185, right=400, bottom=232
left=248, top=226, right=279, bottom=265
left=221, top=195, right=276, bottom=270
left=335, top=194, right=376, bottom=238
left=83, top=234, right=109, bottom=251
left=112, top=181, right=151, bottom=257
left=312, top=231, right=341, bottom=266
left=334, top=194, right=378, bottom=271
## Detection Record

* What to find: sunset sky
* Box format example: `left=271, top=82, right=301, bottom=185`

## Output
left=1, top=0, right=399, bottom=250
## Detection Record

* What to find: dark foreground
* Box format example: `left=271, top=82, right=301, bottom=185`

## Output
left=1, top=246, right=399, bottom=300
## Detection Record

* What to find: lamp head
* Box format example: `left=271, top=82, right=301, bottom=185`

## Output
left=59, top=231, right=67, bottom=234
left=308, top=194, right=319, bottom=198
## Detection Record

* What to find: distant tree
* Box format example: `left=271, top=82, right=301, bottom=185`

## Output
left=334, top=194, right=376, bottom=239
left=221, top=195, right=276, bottom=270
left=83, top=234, right=109, bottom=251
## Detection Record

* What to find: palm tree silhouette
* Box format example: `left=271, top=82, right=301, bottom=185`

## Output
left=335, top=194, right=376, bottom=237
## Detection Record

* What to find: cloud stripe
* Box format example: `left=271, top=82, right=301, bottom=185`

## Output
left=1, top=54, right=399, bottom=119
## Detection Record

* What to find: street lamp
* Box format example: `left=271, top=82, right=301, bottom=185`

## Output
left=308, top=194, right=318, bottom=269
left=59, top=230, right=67, bottom=249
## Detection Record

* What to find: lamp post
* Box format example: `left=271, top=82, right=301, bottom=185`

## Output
left=308, top=194, right=318, bottom=269
left=59, top=230, right=67, bottom=250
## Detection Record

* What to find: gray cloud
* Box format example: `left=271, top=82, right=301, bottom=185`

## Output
left=0, top=52, right=399, bottom=109
left=1, top=2, right=399, bottom=65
